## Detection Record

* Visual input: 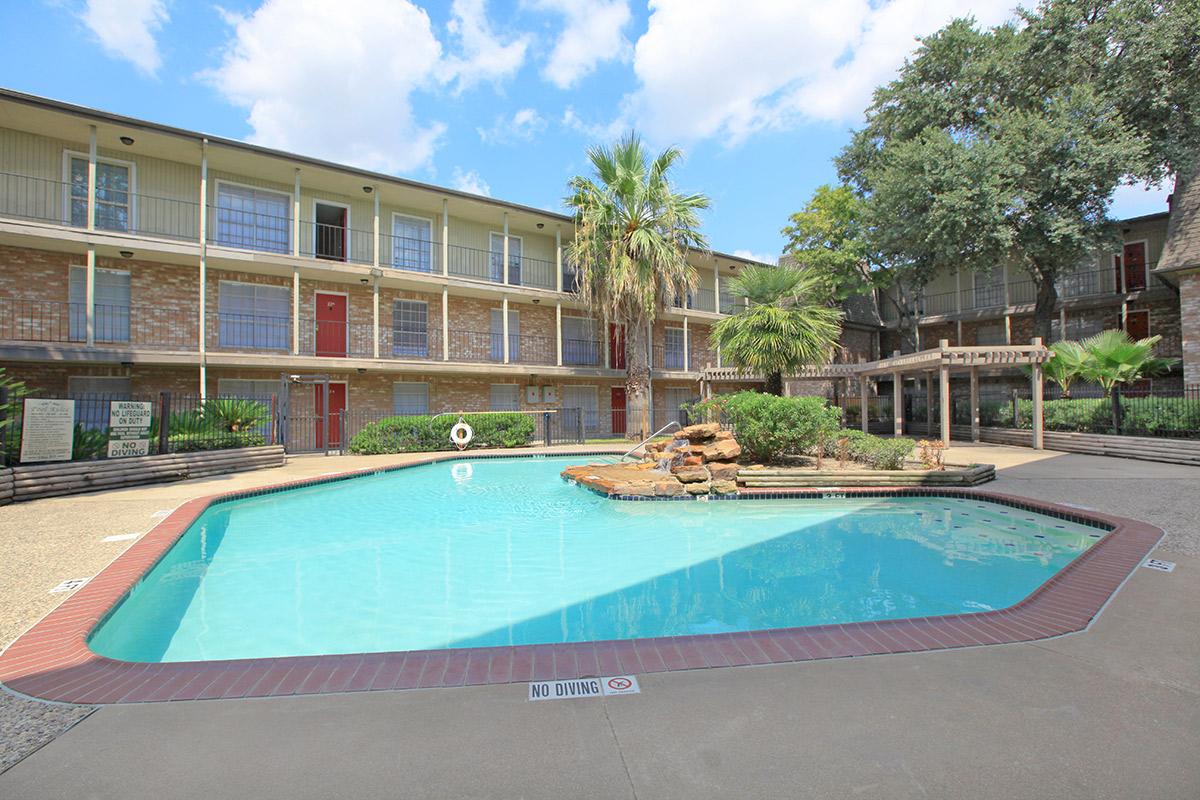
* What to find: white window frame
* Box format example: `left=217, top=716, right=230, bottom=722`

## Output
left=213, top=178, right=292, bottom=254
left=62, top=149, right=137, bottom=231
left=392, top=381, right=430, bottom=416
left=489, top=231, right=523, bottom=283
left=391, top=212, right=436, bottom=272
left=311, top=198, right=352, bottom=262
left=489, top=383, right=520, bottom=411
left=217, top=279, right=291, bottom=350
left=664, top=326, right=686, bottom=370
left=216, top=378, right=278, bottom=398
left=489, top=307, right=520, bottom=361
left=561, top=384, right=598, bottom=430
left=69, top=265, right=130, bottom=342
left=562, top=315, right=599, bottom=366
left=392, top=298, right=429, bottom=357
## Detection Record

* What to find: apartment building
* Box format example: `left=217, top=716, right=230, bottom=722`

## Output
left=0, top=90, right=769, bottom=446
left=874, top=210, right=1187, bottom=390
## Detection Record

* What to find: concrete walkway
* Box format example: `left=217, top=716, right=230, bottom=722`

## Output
left=2, top=443, right=1198, bottom=798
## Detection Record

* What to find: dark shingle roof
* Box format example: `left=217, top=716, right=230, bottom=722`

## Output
left=1158, top=170, right=1200, bottom=274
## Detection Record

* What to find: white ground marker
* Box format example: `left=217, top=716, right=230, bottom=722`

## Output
left=50, top=578, right=91, bottom=594
left=150, top=509, right=172, bottom=518
left=102, top=533, right=140, bottom=542
left=1143, top=559, right=1176, bottom=573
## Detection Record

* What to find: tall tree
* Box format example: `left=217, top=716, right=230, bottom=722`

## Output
left=565, top=134, right=709, bottom=439
left=782, top=183, right=921, bottom=349
left=710, top=265, right=843, bottom=395
left=838, top=11, right=1149, bottom=342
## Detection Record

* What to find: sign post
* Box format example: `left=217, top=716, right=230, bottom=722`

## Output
left=107, top=400, right=153, bottom=458
left=20, top=399, right=75, bottom=463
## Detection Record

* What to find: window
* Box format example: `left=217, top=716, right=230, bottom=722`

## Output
left=657, top=387, right=694, bottom=427
left=68, top=376, right=132, bottom=430
left=392, top=214, right=433, bottom=272
left=215, top=183, right=290, bottom=253
left=974, top=322, right=1006, bottom=345
left=392, top=300, right=428, bottom=357
left=393, top=382, right=429, bottom=415
left=489, top=233, right=522, bottom=284
left=489, top=384, right=520, bottom=411
left=489, top=308, right=519, bottom=361
left=973, top=270, right=1005, bottom=308
left=562, top=316, right=599, bottom=365
left=216, top=379, right=278, bottom=398
left=68, top=267, right=130, bottom=342
left=1120, top=241, right=1148, bottom=291
left=664, top=327, right=686, bottom=369
left=218, top=281, right=289, bottom=349
left=562, top=385, right=598, bottom=430
left=1051, top=314, right=1106, bottom=342
left=68, top=155, right=132, bottom=231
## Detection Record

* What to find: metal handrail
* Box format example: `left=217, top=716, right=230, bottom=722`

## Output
left=619, top=420, right=682, bottom=461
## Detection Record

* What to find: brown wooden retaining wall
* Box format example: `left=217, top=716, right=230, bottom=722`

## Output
left=0, top=446, right=286, bottom=504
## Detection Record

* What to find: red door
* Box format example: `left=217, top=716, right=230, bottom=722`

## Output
left=1124, top=309, right=1150, bottom=340
left=315, top=292, right=347, bottom=357
left=608, top=323, right=626, bottom=370
left=1122, top=242, right=1147, bottom=291
left=611, top=387, right=626, bottom=435
left=314, top=383, right=347, bottom=449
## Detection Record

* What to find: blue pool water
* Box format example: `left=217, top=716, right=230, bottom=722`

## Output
left=88, top=456, right=1105, bottom=663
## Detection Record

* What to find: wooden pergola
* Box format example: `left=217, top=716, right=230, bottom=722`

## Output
left=702, top=338, right=1054, bottom=449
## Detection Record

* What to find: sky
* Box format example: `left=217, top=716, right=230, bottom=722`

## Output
left=0, top=0, right=1174, bottom=263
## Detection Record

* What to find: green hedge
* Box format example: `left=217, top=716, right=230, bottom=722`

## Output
left=169, top=431, right=266, bottom=453
left=984, top=396, right=1200, bottom=436
left=349, top=413, right=538, bottom=454
left=691, top=392, right=842, bottom=463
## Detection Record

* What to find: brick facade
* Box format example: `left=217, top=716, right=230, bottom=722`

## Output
left=1180, top=272, right=1200, bottom=385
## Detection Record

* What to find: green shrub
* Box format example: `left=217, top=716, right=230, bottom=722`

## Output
left=202, top=398, right=271, bottom=432
left=72, top=424, right=108, bottom=460
left=848, top=435, right=915, bottom=469
left=690, top=392, right=842, bottom=463
left=168, top=431, right=265, bottom=453
left=820, top=428, right=869, bottom=457
left=984, top=396, right=1200, bottom=436
left=349, top=412, right=537, bottom=454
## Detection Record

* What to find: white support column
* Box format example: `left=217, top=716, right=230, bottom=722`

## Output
left=555, top=302, right=563, bottom=366
left=969, top=366, right=980, bottom=442
left=372, top=190, right=380, bottom=269
left=1004, top=314, right=1012, bottom=345
left=502, top=212, right=510, bottom=285
left=1002, top=261, right=1010, bottom=307
left=925, top=372, right=934, bottom=437
left=939, top=340, right=951, bottom=445
left=955, top=268, right=962, bottom=314
left=502, top=295, right=510, bottom=363
left=683, top=316, right=690, bottom=372
left=714, top=265, right=721, bottom=313
left=372, top=277, right=380, bottom=359
left=555, top=228, right=563, bottom=293
left=1059, top=307, right=1067, bottom=341
left=291, top=268, right=300, bottom=355
left=893, top=371, right=903, bottom=436
left=441, top=199, right=449, bottom=277
left=198, top=139, right=209, bottom=398
left=292, top=169, right=301, bottom=258
left=85, top=126, right=97, bottom=347
left=1031, top=337, right=1045, bottom=450
left=441, top=288, right=449, bottom=361
left=716, top=344, right=722, bottom=368
left=860, top=377, right=870, bottom=434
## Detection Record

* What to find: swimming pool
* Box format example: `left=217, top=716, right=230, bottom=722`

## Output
left=88, top=456, right=1107, bottom=663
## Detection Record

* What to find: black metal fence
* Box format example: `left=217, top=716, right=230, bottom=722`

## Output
left=979, top=384, right=1200, bottom=439
left=0, top=392, right=278, bottom=466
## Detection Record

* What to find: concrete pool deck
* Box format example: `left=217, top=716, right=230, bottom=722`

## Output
left=1, top=442, right=1198, bottom=797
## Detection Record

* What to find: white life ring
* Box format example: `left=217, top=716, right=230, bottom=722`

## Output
left=449, top=421, right=474, bottom=450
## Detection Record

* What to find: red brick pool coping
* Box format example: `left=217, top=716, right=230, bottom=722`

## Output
left=0, top=456, right=1165, bottom=705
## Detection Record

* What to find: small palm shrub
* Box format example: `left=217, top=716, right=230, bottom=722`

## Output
left=202, top=398, right=271, bottom=432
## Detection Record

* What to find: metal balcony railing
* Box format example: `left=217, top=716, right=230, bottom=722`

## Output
left=0, top=297, right=198, bottom=349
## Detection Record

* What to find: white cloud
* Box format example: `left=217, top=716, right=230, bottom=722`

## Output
left=81, top=0, right=169, bottom=76
left=527, top=0, right=632, bottom=88
left=452, top=167, right=492, bottom=196
left=733, top=249, right=779, bottom=266
left=477, top=108, right=547, bottom=143
left=446, top=0, right=530, bottom=92
left=621, top=0, right=1017, bottom=144
left=206, top=0, right=447, bottom=174
left=1110, top=178, right=1173, bottom=220
left=561, top=106, right=627, bottom=142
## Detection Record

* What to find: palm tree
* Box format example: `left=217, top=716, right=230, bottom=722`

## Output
left=710, top=265, right=843, bottom=395
left=565, top=133, right=710, bottom=439
left=1078, top=330, right=1176, bottom=396
left=1023, top=340, right=1087, bottom=398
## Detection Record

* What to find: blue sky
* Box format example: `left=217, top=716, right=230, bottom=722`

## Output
left=1, top=0, right=1172, bottom=262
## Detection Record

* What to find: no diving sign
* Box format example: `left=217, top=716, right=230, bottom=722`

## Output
left=528, top=675, right=640, bottom=701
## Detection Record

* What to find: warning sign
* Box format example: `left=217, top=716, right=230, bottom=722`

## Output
left=527, top=675, right=640, bottom=701
left=107, top=400, right=152, bottom=458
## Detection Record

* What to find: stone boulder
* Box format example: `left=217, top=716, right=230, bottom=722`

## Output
left=711, top=479, right=739, bottom=495
left=671, top=465, right=711, bottom=483
left=708, top=462, right=740, bottom=481
left=684, top=480, right=712, bottom=494
left=701, top=440, right=742, bottom=462
left=653, top=479, right=686, bottom=497
left=679, top=423, right=720, bottom=442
